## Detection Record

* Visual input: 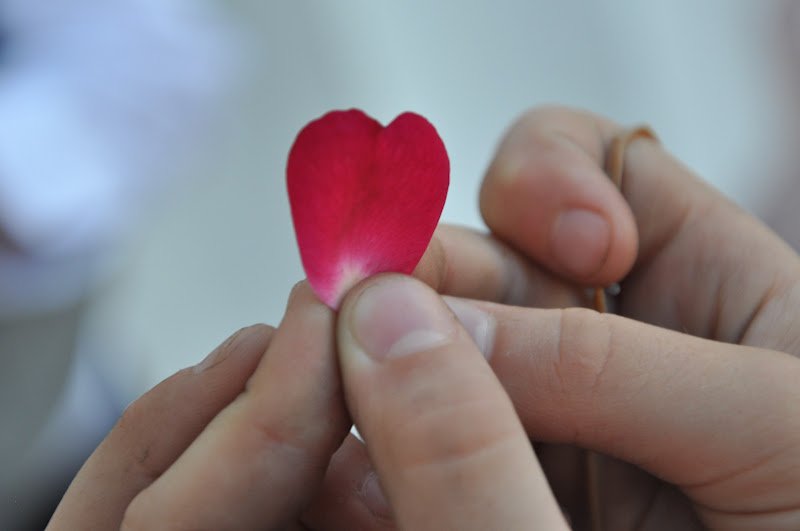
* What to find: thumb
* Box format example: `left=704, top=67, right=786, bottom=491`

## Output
left=336, top=274, right=568, bottom=531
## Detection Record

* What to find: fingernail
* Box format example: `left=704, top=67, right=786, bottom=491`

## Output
left=193, top=326, right=249, bottom=373
left=550, top=209, right=611, bottom=277
left=350, top=276, right=454, bottom=361
left=443, top=296, right=495, bottom=359
left=493, top=150, right=527, bottom=183
left=361, top=471, right=392, bottom=520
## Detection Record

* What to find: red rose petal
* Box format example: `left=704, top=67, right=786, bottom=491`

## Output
left=287, top=109, right=449, bottom=308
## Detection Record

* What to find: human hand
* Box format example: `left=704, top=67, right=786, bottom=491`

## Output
left=47, top=287, right=362, bottom=530
left=47, top=104, right=800, bottom=529
left=423, top=106, right=800, bottom=529
left=46, top=280, right=572, bottom=530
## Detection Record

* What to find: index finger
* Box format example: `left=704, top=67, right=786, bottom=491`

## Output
left=48, top=325, right=274, bottom=530
left=122, top=283, right=350, bottom=530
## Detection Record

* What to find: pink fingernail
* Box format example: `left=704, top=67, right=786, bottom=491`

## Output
left=550, top=209, right=611, bottom=277
left=361, top=471, right=392, bottom=520
left=350, top=276, right=454, bottom=361
left=443, top=296, right=495, bottom=360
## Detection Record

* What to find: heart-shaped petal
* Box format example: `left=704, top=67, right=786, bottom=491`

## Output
left=287, top=109, right=449, bottom=308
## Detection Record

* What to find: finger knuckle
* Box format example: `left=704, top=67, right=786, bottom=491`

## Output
left=553, top=307, right=614, bottom=400
left=120, top=496, right=153, bottom=531
left=123, top=493, right=213, bottom=531
left=111, top=401, right=161, bottom=481
left=235, top=394, right=334, bottom=466
left=114, top=393, right=154, bottom=443
left=388, top=387, right=520, bottom=478
left=251, top=415, right=315, bottom=459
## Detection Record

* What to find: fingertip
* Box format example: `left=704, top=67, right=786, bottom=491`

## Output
left=287, top=279, right=324, bottom=307
left=603, top=198, right=639, bottom=284
left=277, top=280, right=336, bottom=340
left=193, top=323, right=275, bottom=374
left=336, top=274, right=457, bottom=377
left=480, top=108, right=638, bottom=286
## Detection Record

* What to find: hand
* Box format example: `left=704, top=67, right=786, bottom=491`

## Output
left=47, top=281, right=572, bottom=530
left=47, top=104, right=800, bottom=530
left=423, top=106, right=800, bottom=529
left=47, top=288, right=360, bottom=530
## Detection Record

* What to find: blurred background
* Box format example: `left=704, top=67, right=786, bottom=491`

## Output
left=2, top=0, right=799, bottom=527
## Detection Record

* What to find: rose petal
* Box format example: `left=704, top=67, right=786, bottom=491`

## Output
left=287, top=109, right=449, bottom=308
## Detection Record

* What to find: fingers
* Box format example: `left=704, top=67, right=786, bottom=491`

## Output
left=301, top=434, right=395, bottom=531
left=415, top=224, right=585, bottom=308
left=448, top=297, right=800, bottom=522
left=480, top=106, right=800, bottom=348
left=480, top=106, right=638, bottom=285
left=47, top=325, right=274, bottom=531
left=121, top=283, right=350, bottom=530
left=336, top=275, right=568, bottom=530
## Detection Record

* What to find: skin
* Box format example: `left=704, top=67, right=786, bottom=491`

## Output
left=47, top=106, right=800, bottom=530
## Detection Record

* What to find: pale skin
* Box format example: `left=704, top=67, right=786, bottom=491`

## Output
left=48, top=106, right=800, bottom=530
